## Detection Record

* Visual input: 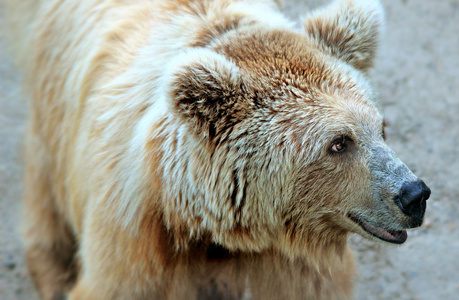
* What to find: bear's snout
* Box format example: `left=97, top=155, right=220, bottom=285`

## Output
left=396, top=180, right=430, bottom=220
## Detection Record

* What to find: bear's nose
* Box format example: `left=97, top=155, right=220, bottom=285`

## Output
left=399, top=180, right=430, bottom=218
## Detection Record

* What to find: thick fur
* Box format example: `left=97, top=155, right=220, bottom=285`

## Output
left=6, top=0, right=427, bottom=299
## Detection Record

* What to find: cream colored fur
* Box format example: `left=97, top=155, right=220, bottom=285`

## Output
left=6, top=0, right=426, bottom=299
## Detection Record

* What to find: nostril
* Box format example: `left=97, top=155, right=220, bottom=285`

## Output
left=399, top=180, right=430, bottom=210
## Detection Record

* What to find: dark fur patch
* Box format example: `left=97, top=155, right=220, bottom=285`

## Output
left=206, top=243, right=232, bottom=261
left=171, top=62, right=249, bottom=144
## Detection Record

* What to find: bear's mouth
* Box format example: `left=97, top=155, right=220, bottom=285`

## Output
left=348, top=213, right=407, bottom=244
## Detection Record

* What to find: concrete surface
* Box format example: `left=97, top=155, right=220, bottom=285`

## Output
left=1, top=0, right=458, bottom=299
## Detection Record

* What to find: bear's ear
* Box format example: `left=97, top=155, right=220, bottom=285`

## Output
left=303, top=0, right=384, bottom=72
left=168, top=50, right=247, bottom=139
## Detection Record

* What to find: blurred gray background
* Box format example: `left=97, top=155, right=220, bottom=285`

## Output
left=1, top=0, right=458, bottom=299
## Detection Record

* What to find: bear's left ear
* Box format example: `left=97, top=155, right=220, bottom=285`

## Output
left=303, top=0, right=384, bottom=72
left=167, top=49, right=247, bottom=139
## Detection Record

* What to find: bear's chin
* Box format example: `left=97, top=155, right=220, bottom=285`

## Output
left=348, top=213, right=408, bottom=244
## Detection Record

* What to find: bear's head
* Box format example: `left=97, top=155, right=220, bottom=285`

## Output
left=163, top=0, right=430, bottom=258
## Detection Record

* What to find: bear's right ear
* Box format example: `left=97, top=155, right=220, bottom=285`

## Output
left=167, top=50, right=247, bottom=139
left=303, top=0, right=384, bottom=72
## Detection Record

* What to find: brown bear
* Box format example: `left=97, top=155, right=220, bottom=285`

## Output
left=6, top=0, right=430, bottom=299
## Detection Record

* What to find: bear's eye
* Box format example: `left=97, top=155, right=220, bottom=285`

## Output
left=329, top=136, right=352, bottom=154
left=331, top=141, right=346, bottom=153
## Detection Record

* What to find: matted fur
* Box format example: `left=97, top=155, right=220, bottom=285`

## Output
left=6, top=0, right=428, bottom=299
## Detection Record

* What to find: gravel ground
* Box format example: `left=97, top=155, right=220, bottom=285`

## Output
left=1, top=0, right=458, bottom=299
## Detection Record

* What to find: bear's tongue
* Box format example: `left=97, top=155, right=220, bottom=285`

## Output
left=350, top=215, right=408, bottom=244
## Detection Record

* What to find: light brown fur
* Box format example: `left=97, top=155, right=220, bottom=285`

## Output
left=6, top=0, right=428, bottom=299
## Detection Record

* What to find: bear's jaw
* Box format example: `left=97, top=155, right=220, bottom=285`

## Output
left=348, top=213, right=408, bottom=244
